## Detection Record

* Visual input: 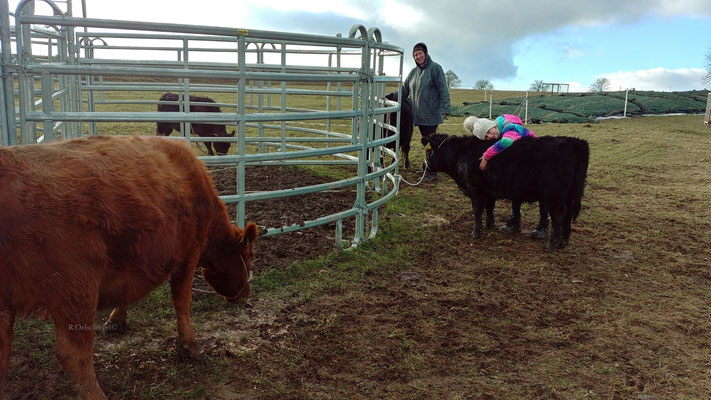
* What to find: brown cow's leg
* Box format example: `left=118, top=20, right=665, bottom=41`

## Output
left=53, top=311, right=108, bottom=400
left=0, top=307, right=16, bottom=400
left=103, top=306, right=128, bottom=334
left=170, top=267, right=200, bottom=359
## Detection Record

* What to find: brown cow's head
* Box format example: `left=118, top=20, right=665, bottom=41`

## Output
left=214, top=130, right=236, bottom=155
left=201, top=222, right=258, bottom=303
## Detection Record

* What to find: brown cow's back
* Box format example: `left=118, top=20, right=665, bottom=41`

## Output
left=0, top=135, right=225, bottom=313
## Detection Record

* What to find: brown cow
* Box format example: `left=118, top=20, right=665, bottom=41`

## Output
left=0, top=135, right=257, bottom=400
left=156, top=92, right=236, bottom=156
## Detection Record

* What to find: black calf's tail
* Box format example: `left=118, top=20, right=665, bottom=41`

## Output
left=570, top=138, right=589, bottom=222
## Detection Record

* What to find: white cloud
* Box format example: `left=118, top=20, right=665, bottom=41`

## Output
left=381, top=0, right=423, bottom=32
left=654, top=0, right=711, bottom=17
left=566, top=82, right=587, bottom=92
left=246, top=0, right=367, bottom=19
left=602, top=67, right=707, bottom=91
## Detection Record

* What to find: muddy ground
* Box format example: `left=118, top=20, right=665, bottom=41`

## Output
left=5, top=129, right=710, bottom=400
left=211, top=165, right=363, bottom=274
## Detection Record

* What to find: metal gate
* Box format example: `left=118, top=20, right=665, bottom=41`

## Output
left=0, top=0, right=407, bottom=250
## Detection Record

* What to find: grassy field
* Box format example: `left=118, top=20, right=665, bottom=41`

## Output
left=4, top=85, right=711, bottom=399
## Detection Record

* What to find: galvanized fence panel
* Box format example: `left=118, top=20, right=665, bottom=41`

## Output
left=0, top=0, right=406, bottom=250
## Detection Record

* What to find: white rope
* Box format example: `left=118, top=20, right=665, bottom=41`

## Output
left=395, top=161, right=430, bottom=187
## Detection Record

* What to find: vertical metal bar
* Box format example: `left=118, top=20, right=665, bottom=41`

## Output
left=0, top=72, right=8, bottom=146
left=64, top=24, right=79, bottom=138
left=326, top=53, right=332, bottom=145
left=353, top=38, right=371, bottom=247
left=41, top=71, right=54, bottom=141
left=0, top=0, right=15, bottom=145
left=337, top=44, right=343, bottom=112
left=257, top=46, right=264, bottom=153
left=86, top=41, right=97, bottom=135
left=181, top=39, right=190, bottom=142
left=280, top=42, right=286, bottom=152
left=16, top=2, right=37, bottom=144
left=237, top=34, right=247, bottom=228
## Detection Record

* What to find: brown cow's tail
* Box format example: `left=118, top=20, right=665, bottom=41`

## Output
left=570, top=138, right=589, bottom=222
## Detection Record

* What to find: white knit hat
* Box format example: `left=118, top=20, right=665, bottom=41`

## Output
left=462, top=116, right=479, bottom=134
left=472, top=118, right=497, bottom=140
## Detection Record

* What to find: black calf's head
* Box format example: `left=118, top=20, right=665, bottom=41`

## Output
left=421, top=133, right=450, bottom=172
left=214, top=130, right=236, bottom=155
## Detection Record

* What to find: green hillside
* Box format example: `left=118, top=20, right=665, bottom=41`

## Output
left=452, top=90, right=710, bottom=123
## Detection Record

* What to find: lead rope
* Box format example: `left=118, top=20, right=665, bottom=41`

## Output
left=395, top=160, right=430, bottom=187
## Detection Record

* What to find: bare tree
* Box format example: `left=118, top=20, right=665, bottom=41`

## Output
left=529, top=80, right=549, bottom=92
left=589, top=77, right=611, bottom=92
left=445, top=70, right=462, bottom=89
left=473, top=79, right=493, bottom=90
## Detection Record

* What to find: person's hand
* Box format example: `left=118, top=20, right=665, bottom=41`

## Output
left=443, top=113, right=449, bottom=120
left=479, top=157, right=487, bottom=171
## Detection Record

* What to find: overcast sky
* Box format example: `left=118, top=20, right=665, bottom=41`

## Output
left=9, top=0, right=711, bottom=92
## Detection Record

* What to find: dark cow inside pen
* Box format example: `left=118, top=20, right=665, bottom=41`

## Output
left=156, top=92, right=235, bottom=155
left=0, top=135, right=257, bottom=400
left=383, top=92, right=413, bottom=169
left=421, top=134, right=589, bottom=249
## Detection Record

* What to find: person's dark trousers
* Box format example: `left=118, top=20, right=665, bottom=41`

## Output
left=531, top=202, right=549, bottom=239
left=418, top=125, right=439, bottom=181
left=501, top=201, right=550, bottom=238
left=500, top=201, right=522, bottom=234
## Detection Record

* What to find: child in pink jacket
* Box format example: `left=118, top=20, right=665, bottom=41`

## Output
left=471, top=115, right=548, bottom=239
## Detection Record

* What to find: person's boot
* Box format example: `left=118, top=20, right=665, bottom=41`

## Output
left=422, top=171, right=438, bottom=182
left=421, top=149, right=438, bottom=182
left=499, top=216, right=521, bottom=234
left=530, top=219, right=549, bottom=240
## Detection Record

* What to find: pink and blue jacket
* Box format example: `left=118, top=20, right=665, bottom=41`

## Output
left=482, top=114, right=536, bottom=161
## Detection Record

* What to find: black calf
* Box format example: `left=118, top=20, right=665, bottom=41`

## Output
left=383, top=92, right=413, bottom=169
left=421, top=134, right=589, bottom=249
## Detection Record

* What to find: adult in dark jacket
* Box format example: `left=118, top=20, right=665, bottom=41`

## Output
left=402, top=42, right=452, bottom=182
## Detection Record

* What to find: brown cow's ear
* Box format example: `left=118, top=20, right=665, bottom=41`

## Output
left=241, top=222, right=258, bottom=246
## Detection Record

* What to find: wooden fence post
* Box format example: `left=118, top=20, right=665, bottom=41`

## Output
left=705, top=93, right=711, bottom=127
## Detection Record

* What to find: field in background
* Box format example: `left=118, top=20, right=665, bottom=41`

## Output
left=4, top=87, right=711, bottom=399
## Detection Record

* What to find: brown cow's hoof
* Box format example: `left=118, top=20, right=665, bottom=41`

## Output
left=103, top=319, right=126, bottom=335
left=177, top=340, right=202, bottom=360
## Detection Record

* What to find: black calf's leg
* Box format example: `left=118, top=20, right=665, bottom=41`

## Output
left=485, top=198, right=495, bottom=229
left=531, top=202, right=550, bottom=240
left=547, top=207, right=567, bottom=250
left=561, top=209, right=574, bottom=247
left=471, top=197, right=486, bottom=238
